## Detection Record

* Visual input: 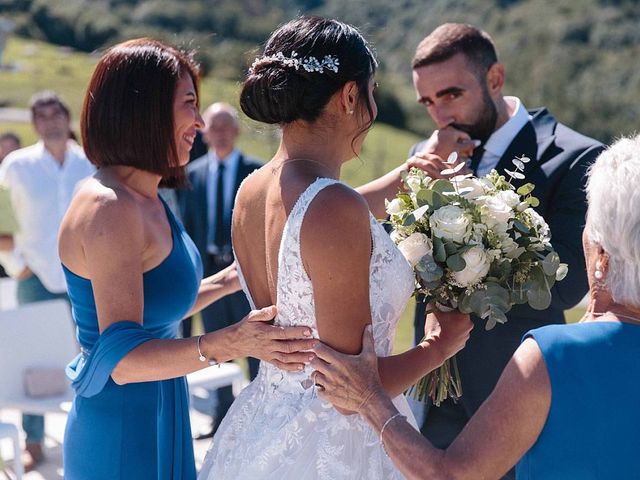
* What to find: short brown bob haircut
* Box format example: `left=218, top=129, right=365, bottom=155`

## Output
left=81, top=38, right=200, bottom=187
left=412, top=23, right=498, bottom=78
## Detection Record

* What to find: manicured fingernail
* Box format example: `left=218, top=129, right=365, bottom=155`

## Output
left=304, top=329, right=312, bottom=336
left=297, top=365, right=304, bottom=371
left=308, top=355, right=315, bottom=361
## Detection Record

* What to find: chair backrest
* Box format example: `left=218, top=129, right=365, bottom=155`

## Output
left=0, top=277, right=17, bottom=311
left=0, top=299, right=78, bottom=411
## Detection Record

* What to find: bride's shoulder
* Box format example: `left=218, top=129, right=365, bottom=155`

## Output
left=302, top=182, right=370, bottom=240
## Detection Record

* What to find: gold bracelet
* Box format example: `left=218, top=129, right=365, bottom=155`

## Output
left=379, top=412, right=406, bottom=454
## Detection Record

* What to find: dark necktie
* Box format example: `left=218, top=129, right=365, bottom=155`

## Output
left=214, top=163, right=227, bottom=250
left=469, top=145, right=485, bottom=174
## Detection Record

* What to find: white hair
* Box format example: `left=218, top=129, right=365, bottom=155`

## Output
left=586, top=134, right=640, bottom=306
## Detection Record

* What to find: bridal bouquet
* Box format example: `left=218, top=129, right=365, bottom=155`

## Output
left=387, top=154, right=567, bottom=405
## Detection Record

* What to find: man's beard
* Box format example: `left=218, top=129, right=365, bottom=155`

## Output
left=451, top=88, right=498, bottom=145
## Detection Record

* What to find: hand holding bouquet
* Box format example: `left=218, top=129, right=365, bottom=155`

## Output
left=388, top=154, right=567, bottom=405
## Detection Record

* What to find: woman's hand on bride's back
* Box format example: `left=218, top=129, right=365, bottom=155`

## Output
left=231, top=306, right=319, bottom=372
left=422, top=309, right=473, bottom=364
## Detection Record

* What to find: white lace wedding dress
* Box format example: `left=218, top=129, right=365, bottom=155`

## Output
left=198, top=178, right=417, bottom=480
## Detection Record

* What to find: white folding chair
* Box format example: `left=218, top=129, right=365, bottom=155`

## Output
left=0, top=421, right=23, bottom=479
left=187, top=363, right=246, bottom=413
left=0, top=299, right=78, bottom=416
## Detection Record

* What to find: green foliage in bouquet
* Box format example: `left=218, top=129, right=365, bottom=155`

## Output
left=386, top=154, right=568, bottom=405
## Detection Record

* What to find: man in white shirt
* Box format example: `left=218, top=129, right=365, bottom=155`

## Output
left=178, top=102, right=262, bottom=439
left=406, top=24, right=603, bottom=480
left=0, top=91, right=94, bottom=469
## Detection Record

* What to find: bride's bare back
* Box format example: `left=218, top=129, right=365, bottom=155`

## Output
left=232, top=161, right=323, bottom=309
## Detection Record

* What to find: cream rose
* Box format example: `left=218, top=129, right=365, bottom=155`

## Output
left=429, top=205, right=471, bottom=243
left=497, top=190, right=521, bottom=208
left=452, top=176, right=487, bottom=200
left=477, top=195, right=514, bottom=228
left=397, top=233, right=433, bottom=267
left=386, top=198, right=404, bottom=215
left=452, top=246, right=491, bottom=286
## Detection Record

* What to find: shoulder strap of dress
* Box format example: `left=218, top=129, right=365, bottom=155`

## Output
left=287, top=177, right=341, bottom=234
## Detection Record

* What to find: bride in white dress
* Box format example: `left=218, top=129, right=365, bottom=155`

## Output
left=199, top=16, right=471, bottom=480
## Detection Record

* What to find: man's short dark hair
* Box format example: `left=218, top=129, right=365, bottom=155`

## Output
left=81, top=38, right=200, bottom=188
left=29, top=91, right=70, bottom=120
left=0, top=132, right=20, bottom=145
left=412, top=23, right=498, bottom=77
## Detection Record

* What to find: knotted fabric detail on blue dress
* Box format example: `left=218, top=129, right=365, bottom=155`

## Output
left=66, top=320, right=155, bottom=398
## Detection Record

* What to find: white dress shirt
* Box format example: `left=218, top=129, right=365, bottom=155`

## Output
left=476, top=96, right=532, bottom=177
left=206, top=148, right=240, bottom=254
left=0, top=141, right=95, bottom=292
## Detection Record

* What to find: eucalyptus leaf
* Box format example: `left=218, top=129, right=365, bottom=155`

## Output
left=446, top=254, right=466, bottom=272
left=433, top=237, right=447, bottom=263
left=486, top=308, right=508, bottom=330
left=519, top=156, right=531, bottom=163
left=513, top=220, right=531, bottom=234
left=526, top=196, right=540, bottom=207
left=443, top=240, right=458, bottom=255
left=417, top=189, right=448, bottom=210
left=512, top=159, right=525, bottom=170
left=411, top=204, right=430, bottom=221
left=540, top=252, right=560, bottom=276
left=431, top=179, right=456, bottom=195
left=468, top=283, right=510, bottom=319
left=527, top=286, right=552, bottom=310
left=516, top=183, right=535, bottom=196
left=556, top=263, right=569, bottom=281
left=505, top=169, right=525, bottom=180
left=446, top=152, right=458, bottom=164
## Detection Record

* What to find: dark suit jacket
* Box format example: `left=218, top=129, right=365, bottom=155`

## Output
left=178, top=151, right=262, bottom=277
left=412, top=108, right=604, bottom=416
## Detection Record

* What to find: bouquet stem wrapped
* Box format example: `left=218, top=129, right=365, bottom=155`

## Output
left=388, top=155, right=567, bottom=405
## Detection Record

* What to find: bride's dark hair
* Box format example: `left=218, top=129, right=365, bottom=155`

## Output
left=240, top=16, right=377, bottom=128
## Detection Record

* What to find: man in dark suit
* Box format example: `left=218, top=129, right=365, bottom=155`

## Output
left=179, top=102, right=262, bottom=438
left=408, top=24, right=603, bottom=479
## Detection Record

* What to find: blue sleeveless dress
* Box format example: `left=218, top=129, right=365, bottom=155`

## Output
left=63, top=198, right=203, bottom=480
left=517, top=321, right=640, bottom=479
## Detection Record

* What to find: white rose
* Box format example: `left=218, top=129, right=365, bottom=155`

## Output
left=397, top=233, right=433, bottom=267
left=497, top=190, right=521, bottom=208
left=429, top=205, right=471, bottom=243
left=477, top=195, right=514, bottom=228
left=499, top=235, right=523, bottom=259
left=452, top=246, right=491, bottom=286
left=524, top=208, right=550, bottom=241
left=386, top=198, right=404, bottom=215
left=452, top=176, right=487, bottom=200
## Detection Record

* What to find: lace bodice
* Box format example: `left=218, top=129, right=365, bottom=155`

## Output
left=201, top=178, right=416, bottom=480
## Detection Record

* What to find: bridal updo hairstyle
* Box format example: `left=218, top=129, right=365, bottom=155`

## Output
left=81, top=38, right=200, bottom=187
left=240, top=16, right=377, bottom=131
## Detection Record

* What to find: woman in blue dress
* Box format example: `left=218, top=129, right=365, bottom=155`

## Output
left=58, top=38, right=318, bottom=480
left=312, top=134, right=640, bottom=479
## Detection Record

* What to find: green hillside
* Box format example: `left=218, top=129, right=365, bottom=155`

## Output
left=2, top=0, right=639, bottom=143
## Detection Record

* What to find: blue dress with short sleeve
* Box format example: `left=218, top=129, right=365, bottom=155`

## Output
left=63, top=198, right=203, bottom=480
left=517, top=321, right=640, bottom=479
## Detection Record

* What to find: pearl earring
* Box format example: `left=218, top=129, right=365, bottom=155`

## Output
left=594, top=270, right=603, bottom=280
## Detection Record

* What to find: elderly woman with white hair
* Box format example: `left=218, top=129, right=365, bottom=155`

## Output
left=312, top=135, right=640, bottom=479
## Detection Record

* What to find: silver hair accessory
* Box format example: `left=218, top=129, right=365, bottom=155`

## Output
left=250, top=51, right=340, bottom=74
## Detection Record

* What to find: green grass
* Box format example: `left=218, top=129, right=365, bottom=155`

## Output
left=0, top=35, right=422, bottom=188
